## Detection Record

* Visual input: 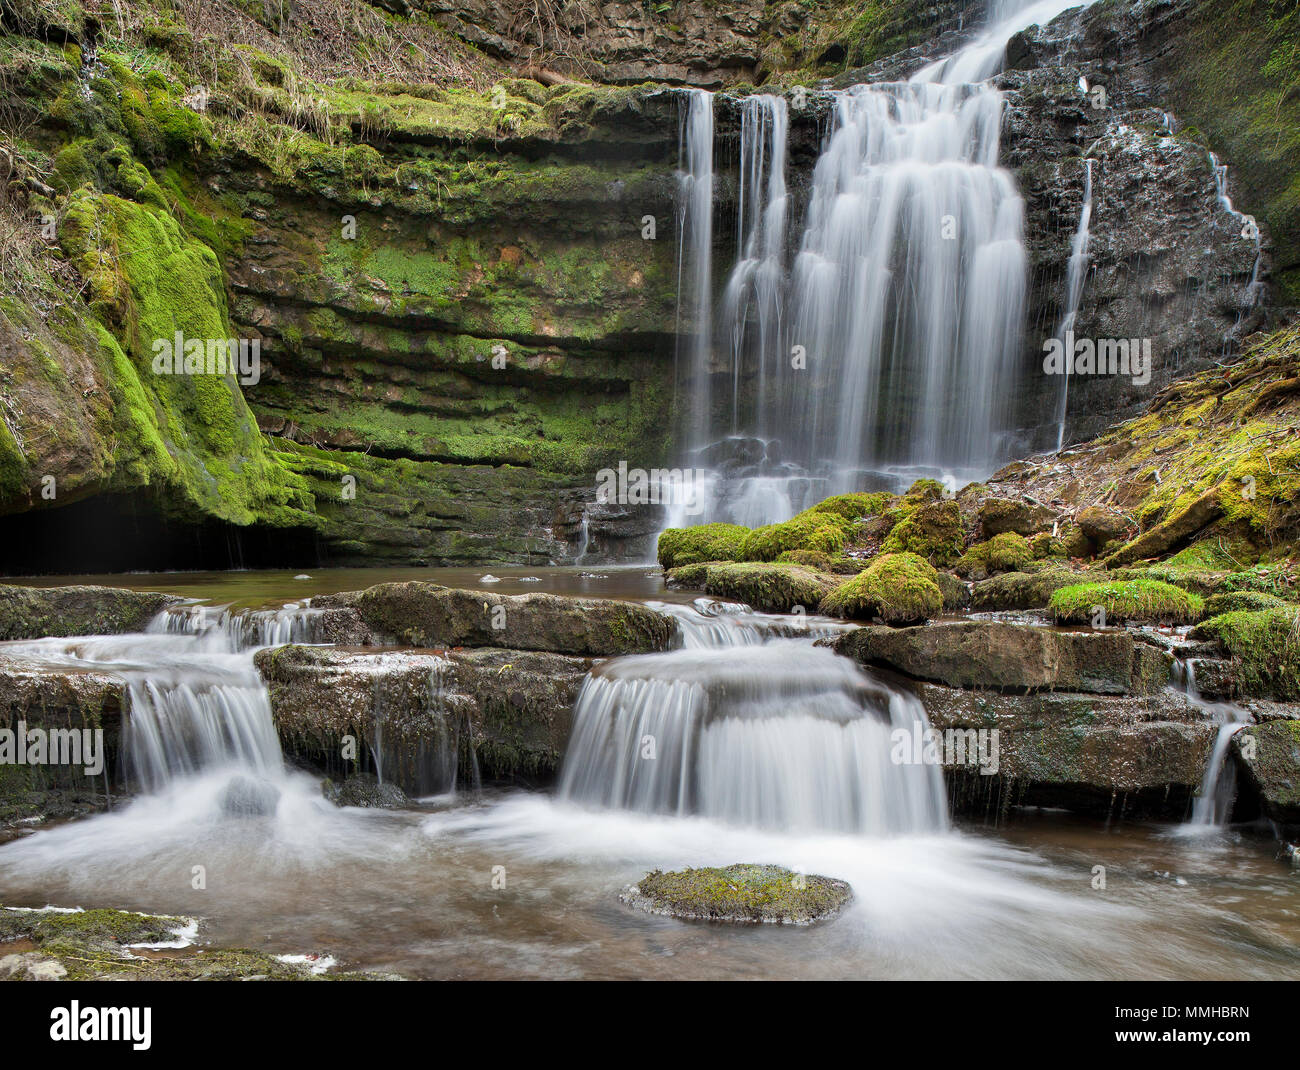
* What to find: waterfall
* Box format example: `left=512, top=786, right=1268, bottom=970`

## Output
left=675, top=89, right=715, bottom=455
left=558, top=605, right=947, bottom=835
left=1174, top=659, right=1249, bottom=828
left=1209, top=151, right=1265, bottom=312
left=1053, top=157, right=1095, bottom=452
left=673, top=0, right=1098, bottom=526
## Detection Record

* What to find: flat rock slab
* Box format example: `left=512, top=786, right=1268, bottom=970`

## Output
left=621, top=864, right=852, bottom=925
left=832, top=620, right=1171, bottom=695
left=312, top=582, right=675, bottom=656
left=0, top=585, right=180, bottom=640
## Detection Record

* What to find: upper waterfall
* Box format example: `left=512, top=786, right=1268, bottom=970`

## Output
left=673, top=0, right=1097, bottom=527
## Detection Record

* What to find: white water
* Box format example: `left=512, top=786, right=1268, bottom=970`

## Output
left=1174, top=659, right=1250, bottom=829
left=674, top=0, right=1097, bottom=524
left=558, top=605, right=947, bottom=835
left=1053, top=156, right=1095, bottom=451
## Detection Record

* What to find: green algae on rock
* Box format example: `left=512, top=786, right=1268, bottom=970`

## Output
left=621, top=864, right=852, bottom=925
left=819, top=552, right=943, bottom=623
left=1049, top=579, right=1205, bottom=626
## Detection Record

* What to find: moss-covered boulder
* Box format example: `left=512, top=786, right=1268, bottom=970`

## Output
left=819, top=552, right=943, bottom=623
left=1203, top=590, right=1293, bottom=616
left=699, top=562, right=840, bottom=614
left=803, top=492, right=893, bottom=523
left=1193, top=607, right=1300, bottom=701
left=954, top=532, right=1033, bottom=579
left=657, top=524, right=748, bottom=569
left=969, top=567, right=1095, bottom=611
left=0, top=585, right=181, bottom=640
left=621, top=864, right=852, bottom=925
left=1049, top=579, right=1204, bottom=626
left=881, top=499, right=965, bottom=566
left=739, top=512, right=848, bottom=561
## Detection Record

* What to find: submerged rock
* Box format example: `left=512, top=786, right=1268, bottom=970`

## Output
left=621, top=864, right=852, bottom=925
left=322, top=773, right=408, bottom=809
left=218, top=775, right=281, bottom=818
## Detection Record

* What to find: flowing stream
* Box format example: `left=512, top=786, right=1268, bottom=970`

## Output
left=0, top=570, right=1296, bottom=978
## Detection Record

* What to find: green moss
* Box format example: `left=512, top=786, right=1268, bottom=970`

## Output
left=701, top=561, right=839, bottom=613
left=1195, top=607, right=1300, bottom=701
left=880, top=499, right=965, bottom=566
left=801, top=491, right=892, bottom=523
left=739, top=513, right=848, bottom=561
left=657, top=523, right=749, bottom=569
left=955, top=532, right=1033, bottom=578
left=1203, top=590, right=1293, bottom=616
left=625, top=864, right=852, bottom=925
left=1049, top=579, right=1205, bottom=625
left=819, top=552, right=943, bottom=623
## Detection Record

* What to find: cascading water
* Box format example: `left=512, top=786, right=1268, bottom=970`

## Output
left=1053, top=156, right=1095, bottom=451
left=1174, top=659, right=1250, bottom=829
left=674, top=0, right=1097, bottom=525
left=558, top=602, right=947, bottom=835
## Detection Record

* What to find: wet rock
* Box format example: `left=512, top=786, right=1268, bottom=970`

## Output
left=1234, top=719, right=1300, bottom=827
left=697, top=561, right=839, bottom=613
left=312, top=583, right=674, bottom=656
left=621, top=864, right=852, bottom=925
left=0, top=585, right=181, bottom=640
left=256, top=644, right=591, bottom=789
left=831, top=620, right=1172, bottom=695
left=322, top=772, right=408, bottom=809
left=918, top=682, right=1216, bottom=817
left=218, top=775, right=281, bottom=817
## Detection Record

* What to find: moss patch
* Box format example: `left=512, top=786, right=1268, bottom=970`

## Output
left=621, top=864, right=852, bottom=925
left=1049, top=579, right=1205, bottom=626
left=657, top=523, right=749, bottom=569
left=1195, top=607, right=1300, bottom=701
left=819, top=552, right=943, bottom=623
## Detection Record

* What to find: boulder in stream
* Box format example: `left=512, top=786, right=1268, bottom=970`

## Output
left=621, top=864, right=852, bottom=925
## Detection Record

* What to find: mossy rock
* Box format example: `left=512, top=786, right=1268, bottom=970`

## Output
left=954, top=532, right=1033, bottom=579
left=656, top=523, right=748, bottom=569
left=881, top=499, right=965, bottom=566
left=701, top=561, right=839, bottom=614
left=978, top=496, right=1054, bottom=537
left=801, top=491, right=893, bottom=523
left=819, top=552, right=943, bottom=624
left=970, top=567, right=1096, bottom=611
left=1203, top=590, right=1294, bottom=616
left=1049, top=579, right=1205, bottom=626
left=1193, top=607, right=1300, bottom=701
left=621, top=864, right=852, bottom=925
left=776, top=549, right=863, bottom=574
left=664, top=562, right=712, bottom=589
left=1233, top=720, right=1300, bottom=825
left=0, top=584, right=180, bottom=640
left=739, top=513, right=847, bottom=562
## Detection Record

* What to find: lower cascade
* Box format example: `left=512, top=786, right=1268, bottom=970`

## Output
left=558, top=609, right=948, bottom=835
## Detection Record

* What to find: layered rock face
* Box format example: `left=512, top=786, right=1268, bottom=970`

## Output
left=1, top=0, right=1296, bottom=567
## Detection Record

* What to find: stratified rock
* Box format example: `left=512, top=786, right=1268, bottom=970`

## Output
left=831, top=620, right=1172, bottom=695
left=918, top=683, right=1217, bottom=817
left=312, top=583, right=675, bottom=656
left=0, top=585, right=180, bottom=641
left=1234, top=719, right=1300, bottom=827
left=255, top=644, right=591, bottom=788
left=621, top=864, right=852, bottom=925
